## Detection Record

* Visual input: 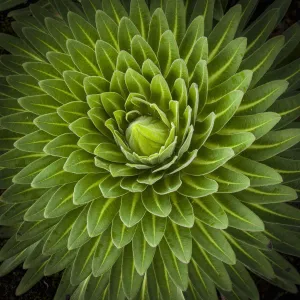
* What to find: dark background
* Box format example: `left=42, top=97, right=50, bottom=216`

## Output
left=0, top=0, right=300, bottom=299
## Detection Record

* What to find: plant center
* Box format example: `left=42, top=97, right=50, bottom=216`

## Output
left=125, top=116, right=169, bottom=156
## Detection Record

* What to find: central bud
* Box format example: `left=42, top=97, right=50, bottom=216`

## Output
left=126, top=116, right=169, bottom=156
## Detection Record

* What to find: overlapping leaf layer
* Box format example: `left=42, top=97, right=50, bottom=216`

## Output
left=0, top=0, right=300, bottom=299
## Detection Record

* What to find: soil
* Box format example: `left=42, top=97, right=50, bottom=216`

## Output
left=0, top=0, right=300, bottom=299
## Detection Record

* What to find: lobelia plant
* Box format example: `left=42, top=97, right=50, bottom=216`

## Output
left=0, top=0, right=300, bottom=299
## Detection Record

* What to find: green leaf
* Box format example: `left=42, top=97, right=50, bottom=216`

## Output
left=269, top=93, right=300, bottom=129
left=68, top=12, right=98, bottom=48
left=207, top=167, right=250, bottom=193
left=178, top=174, right=218, bottom=198
left=42, top=207, right=81, bottom=254
left=273, top=22, right=300, bottom=68
left=264, top=250, right=300, bottom=284
left=14, top=130, right=52, bottom=153
left=23, top=27, right=62, bottom=57
left=236, top=0, right=259, bottom=34
left=236, top=184, right=297, bottom=204
left=159, top=237, right=188, bottom=290
left=45, top=17, right=74, bottom=53
left=190, top=0, right=215, bottom=35
left=225, top=155, right=282, bottom=187
left=7, top=75, right=42, bottom=96
left=69, top=117, right=98, bottom=137
left=240, top=36, right=285, bottom=88
left=96, top=40, right=118, bottom=80
left=0, top=149, right=44, bottom=169
left=0, top=248, right=30, bottom=277
left=24, top=61, right=60, bottom=81
left=67, top=39, right=101, bottom=76
left=152, top=250, right=180, bottom=300
left=164, top=220, right=192, bottom=263
left=141, top=212, right=166, bottom=247
left=96, top=10, right=119, bottom=49
left=244, top=129, right=300, bottom=161
left=18, top=94, right=60, bottom=115
left=153, top=172, right=182, bottom=195
left=122, top=243, right=143, bottom=299
left=208, top=70, right=253, bottom=104
left=189, top=259, right=218, bottom=300
left=219, top=112, right=280, bottom=139
left=147, top=7, right=169, bottom=53
left=67, top=205, right=90, bottom=250
left=247, top=203, right=300, bottom=227
left=131, top=35, right=158, bottom=67
left=214, top=193, right=265, bottom=231
left=125, top=68, right=150, bottom=98
left=184, top=147, right=234, bottom=176
left=92, top=227, right=121, bottom=276
left=64, top=149, right=100, bottom=174
left=158, top=30, right=180, bottom=76
left=17, top=217, right=58, bottom=242
left=111, top=214, right=136, bottom=248
left=180, top=15, right=204, bottom=61
left=0, top=168, right=19, bottom=189
left=73, top=173, right=106, bottom=205
left=109, top=254, right=125, bottom=300
left=39, top=79, right=78, bottom=104
left=47, top=52, right=77, bottom=75
left=168, top=193, right=194, bottom=228
left=225, top=232, right=275, bottom=279
left=208, top=37, right=247, bottom=87
left=265, top=155, right=300, bottom=183
left=149, top=74, right=172, bottom=111
left=103, top=0, right=128, bottom=23
left=13, top=156, right=57, bottom=185
left=165, top=59, right=189, bottom=90
left=225, top=261, right=259, bottom=300
left=243, top=9, right=279, bottom=57
left=1, top=112, right=36, bottom=134
left=165, top=0, right=186, bottom=44
left=225, top=227, right=271, bottom=250
left=82, top=0, right=103, bottom=25
left=110, top=71, right=128, bottom=98
left=205, top=132, right=255, bottom=155
left=94, top=142, right=126, bottom=163
left=132, top=224, right=156, bottom=275
left=120, top=193, right=145, bottom=227
left=117, top=50, right=140, bottom=73
left=118, top=17, right=140, bottom=52
left=44, top=182, right=76, bottom=218
left=53, top=268, right=77, bottom=300
left=0, top=33, right=41, bottom=61
left=63, top=71, right=87, bottom=102
left=44, top=133, right=79, bottom=157
left=192, top=220, right=236, bottom=265
left=264, top=223, right=300, bottom=257
left=1, top=183, right=46, bottom=204
left=71, top=236, right=100, bottom=285
left=208, top=6, right=242, bottom=61
left=141, top=185, right=171, bottom=217
left=237, top=79, right=288, bottom=116
left=34, top=112, right=69, bottom=136
left=32, top=157, right=82, bottom=188
left=23, top=188, right=57, bottom=222
left=84, top=77, right=109, bottom=96
left=192, top=195, right=228, bottom=229
left=192, top=240, right=232, bottom=291
left=88, top=197, right=120, bottom=236
left=130, top=0, right=150, bottom=39
left=16, top=260, right=48, bottom=296
left=0, top=201, right=34, bottom=225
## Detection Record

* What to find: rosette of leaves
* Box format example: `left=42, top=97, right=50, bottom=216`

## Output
left=1, top=0, right=300, bottom=299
